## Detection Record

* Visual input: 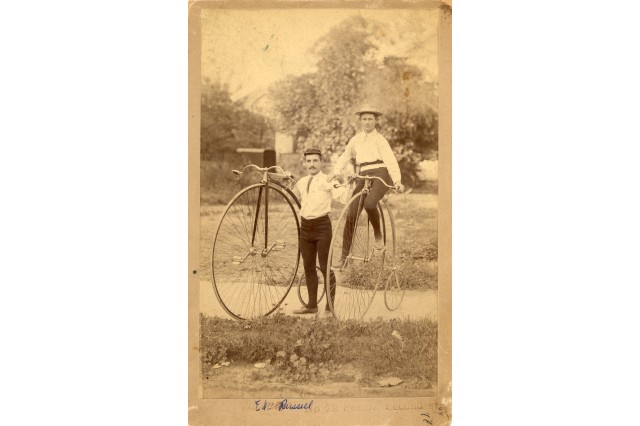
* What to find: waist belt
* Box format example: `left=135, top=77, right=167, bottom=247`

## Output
left=357, top=160, right=383, bottom=167
left=301, top=214, right=330, bottom=222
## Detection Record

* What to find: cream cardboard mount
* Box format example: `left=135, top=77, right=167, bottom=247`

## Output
left=188, top=2, right=451, bottom=424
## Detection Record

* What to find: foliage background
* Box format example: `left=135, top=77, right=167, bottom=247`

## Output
left=200, top=9, right=439, bottom=184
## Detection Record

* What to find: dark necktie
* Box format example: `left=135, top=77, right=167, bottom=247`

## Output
left=306, top=176, right=314, bottom=194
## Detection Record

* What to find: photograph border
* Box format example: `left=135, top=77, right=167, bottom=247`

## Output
left=188, top=1, right=451, bottom=424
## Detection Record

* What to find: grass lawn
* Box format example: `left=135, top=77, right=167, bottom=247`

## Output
left=201, top=313, right=438, bottom=398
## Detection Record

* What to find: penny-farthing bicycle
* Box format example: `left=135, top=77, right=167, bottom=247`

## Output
left=326, top=175, right=405, bottom=320
left=211, top=164, right=301, bottom=320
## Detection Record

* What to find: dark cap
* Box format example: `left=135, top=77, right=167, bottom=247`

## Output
left=303, top=147, right=322, bottom=157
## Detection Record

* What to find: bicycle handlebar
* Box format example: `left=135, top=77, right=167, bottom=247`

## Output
left=333, top=175, right=401, bottom=192
left=232, top=164, right=294, bottom=180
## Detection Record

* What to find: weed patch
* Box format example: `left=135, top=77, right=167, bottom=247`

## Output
left=201, top=314, right=437, bottom=388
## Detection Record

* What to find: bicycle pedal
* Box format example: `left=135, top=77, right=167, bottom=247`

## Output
left=271, top=240, right=286, bottom=251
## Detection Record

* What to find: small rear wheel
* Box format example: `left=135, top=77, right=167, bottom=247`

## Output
left=297, top=266, right=326, bottom=308
left=384, top=269, right=405, bottom=311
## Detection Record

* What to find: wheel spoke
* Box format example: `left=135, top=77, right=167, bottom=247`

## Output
left=212, top=184, right=299, bottom=319
left=327, top=193, right=383, bottom=320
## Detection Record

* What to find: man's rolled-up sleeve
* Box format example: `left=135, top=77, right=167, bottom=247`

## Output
left=333, top=139, right=354, bottom=177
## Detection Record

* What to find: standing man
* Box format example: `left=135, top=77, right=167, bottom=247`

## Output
left=293, top=147, right=337, bottom=315
left=329, top=106, right=404, bottom=266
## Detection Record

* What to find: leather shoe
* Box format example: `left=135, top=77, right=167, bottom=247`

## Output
left=325, top=305, right=331, bottom=312
left=293, top=306, right=318, bottom=314
left=332, top=259, right=346, bottom=270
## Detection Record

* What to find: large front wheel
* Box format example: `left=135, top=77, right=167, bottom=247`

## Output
left=211, top=183, right=300, bottom=320
left=326, top=192, right=386, bottom=320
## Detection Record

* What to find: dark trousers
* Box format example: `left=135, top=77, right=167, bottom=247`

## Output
left=342, top=167, right=393, bottom=260
left=300, top=215, right=336, bottom=308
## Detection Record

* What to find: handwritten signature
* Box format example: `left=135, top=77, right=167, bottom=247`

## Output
left=255, top=399, right=314, bottom=412
left=421, top=406, right=450, bottom=424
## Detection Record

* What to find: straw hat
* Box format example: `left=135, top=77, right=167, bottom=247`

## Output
left=354, top=105, right=383, bottom=117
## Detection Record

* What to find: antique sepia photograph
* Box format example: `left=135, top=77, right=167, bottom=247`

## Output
left=10, top=1, right=640, bottom=424
left=189, top=2, right=451, bottom=424
left=8, top=1, right=639, bottom=424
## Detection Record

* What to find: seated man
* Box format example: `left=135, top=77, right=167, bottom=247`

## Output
left=328, top=106, right=404, bottom=266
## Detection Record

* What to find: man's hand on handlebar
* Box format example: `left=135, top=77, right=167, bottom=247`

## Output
left=395, top=183, right=405, bottom=193
left=326, top=173, right=340, bottom=183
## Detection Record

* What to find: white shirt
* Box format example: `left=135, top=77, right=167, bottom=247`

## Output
left=296, top=172, right=337, bottom=219
left=333, top=129, right=402, bottom=185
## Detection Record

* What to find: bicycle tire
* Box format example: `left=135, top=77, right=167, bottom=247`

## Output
left=379, top=199, right=396, bottom=260
left=271, top=180, right=300, bottom=208
left=211, top=183, right=300, bottom=320
left=296, top=266, right=326, bottom=308
left=326, top=191, right=386, bottom=320
left=384, top=269, right=405, bottom=311
left=379, top=199, right=404, bottom=310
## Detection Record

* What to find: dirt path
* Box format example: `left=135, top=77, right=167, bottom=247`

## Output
left=202, top=363, right=436, bottom=399
left=200, top=280, right=437, bottom=321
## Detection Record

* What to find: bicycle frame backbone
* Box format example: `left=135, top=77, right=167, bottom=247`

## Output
left=231, top=164, right=296, bottom=263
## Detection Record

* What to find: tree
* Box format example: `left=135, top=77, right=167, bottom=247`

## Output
left=269, top=15, right=439, bottom=174
left=201, top=79, right=275, bottom=160
left=270, top=16, right=377, bottom=154
left=367, top=57, right=439, bottom=159
left=201, top=81, right=236, bottom=157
